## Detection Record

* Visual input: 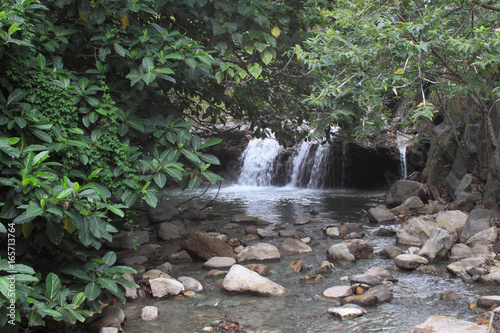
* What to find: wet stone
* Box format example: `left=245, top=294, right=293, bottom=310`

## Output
left=328, top=304, right=367, bottom=320
left=476, top=295, right=500, bottom=309
left=203, top=256, right=236, bottom=269
left=341, top=294, right=378, bottom=306
left=323, top=285, right=353, bottom=298
left=350, top=274, right=382, bottom=286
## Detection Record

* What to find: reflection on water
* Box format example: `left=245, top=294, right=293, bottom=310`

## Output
left=122, top=185, right=495, bottom=333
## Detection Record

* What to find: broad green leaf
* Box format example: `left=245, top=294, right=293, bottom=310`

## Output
left=13, top=264, right=35, bottom=274
left=47, top=219, right=64, bottom=245
left=142, top=72, right=157, bottom=85
left=32, top=129, right=53, bottom=143
left=188, top=174, right=201, bottom=189
left=26, top=205, right=43, bottom=217
left=72, top=292, right=86, bottom=306
left=36, top=53, right=46, bottom=70
left=85, top=282, right=101, bottom=301
left=114, top=43, right=126, bottom=57
left=0, top=277, right=10, bottom=298
left=60, top=268, right=93, bottom=281
left=165, top=167, right=183, bottom=180
left=143, top=190, right=158, bottom=208
left=154, top=172, right=167, bottom=188
left=121, top=190, right=137, bottom=207
left=46, top=272, right=61, bottom=301
left=108, top=205, right=125, bottom=218
left=199, top=138, right=222, bottom=149
left=202, top=170, right=225, bottom=184
left=32, top=151, right=49, bottom=166
left=199, top=153, right=221, bottom=165
left=102, top=251, right=117, bottom=266
left=97, top=277, right=119, bottom=294
left=181, top=149, right=202, bottom=164
left=247, top=63, right=262, bottom=78
left=56, top=188, right=73, bottom=200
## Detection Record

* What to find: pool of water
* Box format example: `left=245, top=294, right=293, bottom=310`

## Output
left=121, top=185, right=495, bottom=333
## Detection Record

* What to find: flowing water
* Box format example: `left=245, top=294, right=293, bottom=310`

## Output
left=396, top=134, right=408, bottom=180
left=121, top=138, right=494, bottom=332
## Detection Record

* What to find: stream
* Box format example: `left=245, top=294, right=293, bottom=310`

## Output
left=121, top=185, right=495, bottom=333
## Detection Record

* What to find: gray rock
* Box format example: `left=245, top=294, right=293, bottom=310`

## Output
left=379, top=245, right=404, bottom=259
left=342, top=239, right=373, bottom=259
left=177, top=276, right=203, bottom=292
left=107, top=230, right=150, bottom=250
left=327, top=304, right=367, bottom=320
left=323, top=285, right=353, bottom=298
left=479, top=267, right=500, bottom=284
left=203, top=256, right=236, bottom=268
left=143, top=269, right=170, bottom=280
left=294, top=215, right=310, bottom=225
left=122, top=273, right=138, bottom=300
left=121, top=255, right=148, bottom=266
left=244, top=264, right=270, bottom=276
left=448, top=244, right=472, bottom=261
left=180, top=231, right=235, bottom=261
left=257, top=228, right=274, bottom=238
left=386, top=180, right=428, bottom=207
left=411, top=315, right=488, bottom=333
left=236, top=243, right=280, bottom=263
left=368, top=207, right=395, bottom=223
left=147, top=200, right=181, bottom=223
left=439, top=291, right=461, bottom=302
left=325, top=227, right=340, bottom=238
left=465, top=226, right=498, bottom=247
left=476, top=295, right=500, bottom=309
left=156, top=221, right=186, bottom=241
left=243, top=234, right=260, bottom=242
left=141, top=306, right=158, bottom=321
left=390, top=196, right=425, bottom=215
left=245, top=225, right=258, bottom=235
left=222, top=264, right=287, bottom=295
left=396, top=216, right=439, bottom=246
left=278, top=238, right=313, bottom=256
left=341, top=294, right=378, bottom=306
left=394, top=254, right=429, bottom=270
left=350, top=274, right=382, bottom=286
left=278, top=229, right=305, bottom=238
left=100, top=328, right=119, bottom=333
left=156, top=261, right=173, bottom=274
left=149, top=278, right=184, bottom=297
left=418, top=228, right=457, bottom=261
left=363, top=285, right=393, bottom=303
left=169, top=250, right=192, bottom=263
left=326, top=243, right=356, bottom=262
left=363, top=267, right=398, bottom=282
left=460, top=208, right=495, bottom=243
left=181, top=206, right=207, bottom=220
left=446, top=257, right=487, bottom=277
left=435, top=210, right=468, bottom=234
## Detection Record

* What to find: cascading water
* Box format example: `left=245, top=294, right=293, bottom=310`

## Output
left=237, top=138, right=282, bottom=186
left=396, top=133, right=408, bottom=179
left=238, top=138, right=347, bottom=188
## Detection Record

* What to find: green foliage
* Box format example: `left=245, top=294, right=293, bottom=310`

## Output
left=297, top=0, right=500, bottom=137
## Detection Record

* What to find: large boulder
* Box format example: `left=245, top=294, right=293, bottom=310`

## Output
left=465, top=226, right=498, bottom=248
left=236, top=243, right=280, bottom=263
left=460, top=208, right=495, bottom=242
left=417, top=228, right=457, bottom=261
left=147, top=200, right=181, bottom=223
left=385, top=180, right=428, bottom=207
left=180, top=232, right=235, bottom=261
left=435, top=210, right=468, bottom=234
left=396, top=216, right=439, bottom=246
left=181, top=206, right=207, bottom=221
left=156, top=221, right=186, bottom=241
left=390, top=196, right=425, bottom=215
left=411, top=315, right=488, bottom=333
left=222, top=264, right=287, bottom=296
left=278, top=238, right=312, bottom=256
left=367, top=207, right=395, bottom=223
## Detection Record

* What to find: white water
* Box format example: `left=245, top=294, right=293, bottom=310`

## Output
left=238, top=138, right=339, bottom=188
left=396, top=133, right=408, bottom=179
left=237, top=138, right=282, bottom=186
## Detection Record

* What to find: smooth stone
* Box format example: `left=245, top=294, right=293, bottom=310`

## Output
left=439, top=291, right=461, bottom=302
left=301, top=236, right=312, bottom=244
left=460, top=209, right=495, bottom=243
left=390, top=196, right=425, bottom=215
left=245, top=225, right=258, bottom=234
left=147, top=200, right=181, bottom=223
left=447, top=257, right=488, bottom=276
left=142, top=269, right=170, bottom=280
left=122, top=273, right=138, bottom=300
left=341, top=294, right=378, bottom=306
left=368, top=207, right=395, bottom=223
left=100, top=328, right=119, bottom=333
left=222, top=264, right=287, bottom=296
left=394, top=254, right=428, bottom=270
left=328, top=304, right=367, bottom=320
left=476, top=295, right=500, bottom=309
left=156, top=221, right=186, bottom=240
left=156, top=262, right=173, bottom=274
left=149, top=278, right=184, bottom=297
left=448, top=243, right=472, bottom=261
left=323, top=285, right=353, bottom=298
left=141, top=306, right=158, bottom=321
left=342, top=239, right=373, bottom=259
left=326, top=243, right=356, bottom=262
left=294, top=214, right=310, bottom=225
left=363, top=285, right=393, bottom=303
left=181, top=231, right=235, bottom=261
left=206, top=269, right=227, bottom=277
left=350, top=274, right=382, bottom=286
left=363, top=267, right=397, bottom=282
left=231, top=213, right=259, bottom=223
left=385, top=180, right=428, bottom=207
left=279, top=238, right=313, bottom=256
left=169, top=250, right=192, bottom=263
left=236, top=243, right=280, bottom=263
left=181, top=206, right=207, bottom=220
left=325, top=227, right=340, bottom=238
left=411, top=315, right=488, bottom=333
left=177, top=276, right=203, bottom=292
left=466, top=226, right=498, bottom=247
left=379, top=245, right=404, bottom=259
left=203, top=256, right=237, bottom=268
left=257, top=228, right=274, bottom=238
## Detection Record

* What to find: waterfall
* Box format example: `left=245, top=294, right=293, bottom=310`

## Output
left=238, top=138, right=347, bottom=188
left=396, top=133, right=408, bottom=179
left=237, top=138, right=282, bottom=186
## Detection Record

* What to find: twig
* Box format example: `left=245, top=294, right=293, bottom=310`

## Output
left=202, top=180, right=222, bottom=210
left=175, top=182, right=211, bottom=208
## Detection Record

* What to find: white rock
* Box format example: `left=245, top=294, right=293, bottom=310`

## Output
left=122, top=273, right=138, bottom=300
left=203, top=256, right=236, bottom=268
left=141, top=306, right=158, bottom=321
left=149, top=278, right=185, bottom=297
left=177, top=276, right=203, bottom=292
left=394, top=254, right=428, bottom=270
left=325, top=227, right=340, bottom=238
left=236, top=243, right=280, bottom=263
left=435, top=210, right=468, bottom=234
left=411, top=315, right=488, bottom=332
left=222, top=264, right=286, bottom=296
left=328, top=304, right=366, bottom=320
left=323, top=286, right=353, bottom=298
left=278, top=238, right=312, bottom=256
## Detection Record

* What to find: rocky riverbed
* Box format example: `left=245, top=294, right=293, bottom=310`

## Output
left=80, top=180, right=500, bottom=333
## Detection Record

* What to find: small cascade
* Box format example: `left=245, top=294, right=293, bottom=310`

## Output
left=237, top=138, right=282, bottom=186
left=396, top=133, right=409, bottom=179
left=237, top=137, right=349, bottom=188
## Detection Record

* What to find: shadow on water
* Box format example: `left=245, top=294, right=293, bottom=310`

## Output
left=121, top=185, right=495, bottom=333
